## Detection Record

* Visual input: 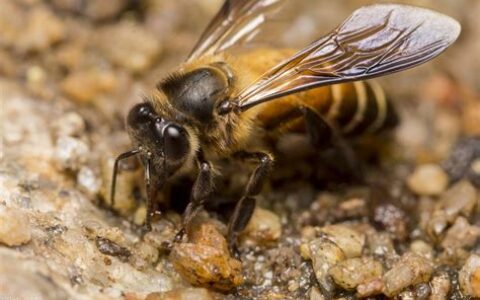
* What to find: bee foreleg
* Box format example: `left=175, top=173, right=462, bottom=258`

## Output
left=175, top=153, right=214, bottom=242
left=227, top=151, right=273, bottom=257
left=300, top=106, right=364, bottom=182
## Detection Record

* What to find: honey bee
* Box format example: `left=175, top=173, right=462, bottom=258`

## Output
left=111, top=1, right=460, bottom=253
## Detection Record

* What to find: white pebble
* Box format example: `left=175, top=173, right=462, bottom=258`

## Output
left=0, top=206, right=31, bottom=246
left=407, top=164, right=449, bottom=196
left=54, top=136, right=89, bottom=171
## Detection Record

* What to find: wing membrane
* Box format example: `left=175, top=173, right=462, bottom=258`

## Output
left=236, top=4, right=461, bottom=111
left=187, top=0, right=284, bottom=62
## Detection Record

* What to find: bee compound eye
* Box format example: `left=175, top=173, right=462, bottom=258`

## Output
left=127, top=103, right=153, bottom=127
left=164, top=124, right=189, bottom=161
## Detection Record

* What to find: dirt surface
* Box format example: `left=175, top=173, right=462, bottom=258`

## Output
left=1, top=0, right=480, bottom=299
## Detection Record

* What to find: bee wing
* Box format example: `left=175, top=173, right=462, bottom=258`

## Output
left=236, top=4, right=461, bottom=111
left=187, top=0, right=284, bottom=62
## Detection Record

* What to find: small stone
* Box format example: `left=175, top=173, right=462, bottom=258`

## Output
left=367, top=232, right=396, bottom=257
left=438, top=180, right=477, bottom=222
left=53, top=136, right=89, bottom=171
left=373, top=203, right=408, bottom=241
left=410, top=240, right=434, bottom=260
left=51, top=0, right=129, bottom=21
left=96, top=21, right=162, bottom=73
left=130, top=242, right=160, bottom=270
left=302, top=237, right=345, bottom=297
left=95, top=237, right=131, bottom=261
left=241, top=206, right=281, bottom=246
left=0, top=206, right=31, bottom=246
left=426, top=210, right=449, bottom=242
left=51, top=112, right=86, bottom=138
left=61, top=69, right=117, bottom=104
left=170, top=220, right=243, bottom=291
left=16, top=6, right=65, bottom=53
left=459, top=254, right=480, bottom=297
left=146, top=288, right=214, bottom=300
left=441, top=217, right=480, bottom=250
left=329, top=257, right=383, bottom=290
left=407, top=164, right=449, bottom=196
left=308, top=286, right=325, bottom=300
left=429, top=273, right=451, bottom=300
left=356, top=278, right=384, bottom=298
left=77, top=166, right=101, bottom=195
left=318, top=224, right=365, bottom=258
left=382, top=252, right=434, bottom=297
left=415, top=283, right=431, bottom=299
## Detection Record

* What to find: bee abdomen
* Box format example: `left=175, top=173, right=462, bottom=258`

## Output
left=257, top=81, right=398, bottom=138
left=324, top=81, right=398, bottom=136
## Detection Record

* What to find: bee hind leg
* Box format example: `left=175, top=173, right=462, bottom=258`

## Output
left=227, top=151, right=273, bottom=258
left=174, top=153, right=214, bottom=243
left=300, top=106, right=364, bottom=183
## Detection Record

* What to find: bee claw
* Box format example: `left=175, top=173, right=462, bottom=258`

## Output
left=229, top=244, right=242, bottom=261
left=173, top=228, right=186, bottom=243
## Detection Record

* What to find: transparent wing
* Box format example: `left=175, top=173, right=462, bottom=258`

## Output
left=187, top=0, right=284, bottom=62
left=236, top=4, right=461, bottom=111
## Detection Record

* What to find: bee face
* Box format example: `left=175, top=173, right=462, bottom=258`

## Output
left=126, top=102, right=191, bottom=174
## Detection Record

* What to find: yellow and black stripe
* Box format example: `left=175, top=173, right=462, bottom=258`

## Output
left=257, top=80, right=398, bottom=138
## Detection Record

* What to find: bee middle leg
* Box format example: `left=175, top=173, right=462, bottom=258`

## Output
left=227, top=151, right=273, bottom=257
left=300, top=106, right=364, bottom=182
left=174, top=152, right=214, bottom=242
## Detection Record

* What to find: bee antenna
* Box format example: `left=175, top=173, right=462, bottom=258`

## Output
left=110, top=149, right=141, bottom=208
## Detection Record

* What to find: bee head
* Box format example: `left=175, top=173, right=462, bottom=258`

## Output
left=126, top=102, right=192, bottom=177
left=159, top=63, right=234, bottom=123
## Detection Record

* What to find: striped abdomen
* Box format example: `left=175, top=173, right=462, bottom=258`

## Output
left=255, top=80, right=398, bottom=137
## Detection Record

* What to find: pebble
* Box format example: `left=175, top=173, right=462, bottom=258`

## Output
left=367, top=232, right=396, bottom=257
left=241, top=206, right=281, bottom=246
left=51, top=112, right=86, bottom=138
left=96, top=21, right=162, bottom=73
left=16, top=6, right=65, bottom=53
left=356, top=278, right=384, bottom=298
left=51, top=0, right=129, bottom=21
left=308, top=286, right=325, bottom=300
left=53, top=136, right=89, bottom=171
left=301, top=237, right=345, bottom=296
left=441, top=217, right=480, bottom=250
left=145, top=288, right=214, bottom=300
left=382, top=252, right=434, bottom=297
left=328, top=257, right=383, bottom=290
left=373, top=203, right=408, bottom=241
left=437, top=180, right=477, bottom=222
left=0, top=206, right=31, bottom=246
left=410, top=240, right=434, bottom=260
left=77, top=166, right=101, bottom=195
left=415, top=283, right=431, bottom=299
left=459, top=254, right=480, bottom=297
left=169, top=220, right=243, bottom=291
left=429, top=273, right=451, bottom=300
left=61, top=68, right=117, bottom=104
left=407, top=164, right=449, bottom=196
left=130, top=241, right=159, bottom=270
left=318, top=224, right=365, bottom=258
